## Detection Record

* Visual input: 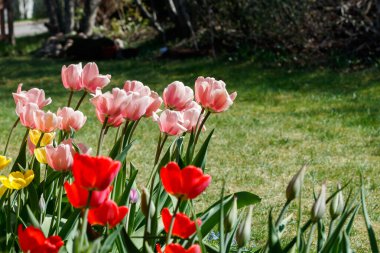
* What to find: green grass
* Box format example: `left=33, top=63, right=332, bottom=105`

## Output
left=0, top=56, right=379, bottom=251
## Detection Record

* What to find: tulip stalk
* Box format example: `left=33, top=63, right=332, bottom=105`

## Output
left=3, top=118, right=20, bottom=155
left=96, top=117, right=109, bottom=156
left=305, top=223, right=317, bottom=253
left=55, top=174, right=65, bottom=234
left=67, top=90, right=74, bottom=107
left=193, top=111, right=211, bottom=149
left=166, top=198, right=182, bottom=245
left=74, top=91, right=88, bottom=111
left=79, top=191, right=92, bottom=247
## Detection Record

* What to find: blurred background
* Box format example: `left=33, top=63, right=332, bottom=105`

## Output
left=1, top=0, right=380, bottom=65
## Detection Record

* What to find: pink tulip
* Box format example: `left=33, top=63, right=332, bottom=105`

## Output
left=82, top=62, right=111, bottom=93
left=61, top=139, right=92, bottom=155
left=195, top=77, right=237, bottom=113
left=13, top=84, right=52, bottom=110
left=16, top=102, right=39, bottom=129
left=61, top=63, right=83, bottom=91
left=123, top=80, right=151, bottom=96
left=90, top=88, right=127, bottom=127
left=152, top=109, right=187, bottom=136
left=145, top=91, right=163, bottom=117
left=57, top=107, right=87, bottom=132
left=182, top=102, right=203, bottom=132
left=122, top=92, right=150, bottom=121
left=163, top=81, right=194, bottom=110
left=33, top=110, right=61, bottom=133
left=46, top=143, right=74, bottom=171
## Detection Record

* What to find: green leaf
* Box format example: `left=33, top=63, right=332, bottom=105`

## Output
left=361, top=178, right=379, bottom=253
left=100, top=226, right=122, bottom=253
left=26, top=205, right=40, bottom=228
left=115, top=142, right=134, bottom=164
left=119, top=226, right=140, bottom=252
left=27, top=184, right=39, bottom=216
left=58, top=209, right=80, bottom=240
left=11, top=129, right=28, bottom=172
left=268, top=209, right=281, bottom=252
left=191, top=129, right=214, bottom=170
left=118, top=167, right=138, bottom=206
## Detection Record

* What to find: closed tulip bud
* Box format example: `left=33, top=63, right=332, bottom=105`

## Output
left=141, top=187, right=155, bottom=218
left=330, top=184, right=344, bottom=220
left=236, top=206, right=253, bottom=248
left=39, top=194, right=46, bottom=212
left=311, top=184, right=327, bottom=223
left=225, top=196, right=238, bottom=233
left=286, top=165, right=306, bottom=202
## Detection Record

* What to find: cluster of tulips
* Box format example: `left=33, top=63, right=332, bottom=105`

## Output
left=1, top=62, right=377, bottom=253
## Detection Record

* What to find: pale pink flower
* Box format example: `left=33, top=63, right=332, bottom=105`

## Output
left=46, top=143, right=74, bottom=171
left=90, top=88, right=127, bottom=127
left=61, top=139, right=92, bottom=155
left=145, top=91, right=163, bottom=117
left=195, top=77, right=237, bottom=113
left=57, top=107, right=87, bottom=132
left=13, top=84, right=52, bottom=110
left=82, top=62, right=111, bottom=93
left=182, top=101, right=203, bottom=132
left=123, top=80, right=151, bottom=96
left=33, top=110, right=61, bottom=133
left=16, top=102, right=39, bottom=129
left=163, top=81, right=194, bottom=110
left=152, top=110, right=187, bottom=136
left=61, top=63, right=83, bottom=91
left=122, top=92, right=150, bottom=121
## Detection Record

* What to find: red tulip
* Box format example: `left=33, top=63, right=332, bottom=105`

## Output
left=88, top=199, right=128, bottom=228
left=64, top=181, right=112, bottom=209
left=72, top=154, right=121, bottom=191
left=18, top=225, right=63, bottom=253
left=161, top=208, right=201, bottom=239
left=160, top=162, right=211, bottom=200
left=156, top=244, right=201, bottom=253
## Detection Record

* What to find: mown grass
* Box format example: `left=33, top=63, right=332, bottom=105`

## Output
left=0, top=56, right=379, bottom=252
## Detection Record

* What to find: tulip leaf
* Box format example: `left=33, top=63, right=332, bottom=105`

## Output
left=115, top=142, right=134, bottom=164
left=117, top=168, right=138, bottom=206
left=11, top=129, right=28, bottom=172
left=109, top=135, right=123, bottom=159
left=360, top=178, right=379, bottom=253
left=26, top=205, right=40, bottom=228
left=185, top=131, right=195, bottom=165
left=59, top=209, right=80, bottom=240
left=268, top=209, right=281, bottom=251
left=119, top=226, right=140, bottom=252
left=345, top=205, right=360, bottom=236
left=100, top=226, right=122, bottom=253
left=27, top=184, right=39, bottom=216
left=191, top=129, right=214, bottom=170
left=192, top=191, right=260, bottom=242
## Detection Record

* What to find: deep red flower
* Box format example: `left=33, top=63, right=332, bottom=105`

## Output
left=161, top=208, right=201, bottom=239
left=88, top=199, right=129, bottom=228
left=64, top=181, right=111, bottom=209
left=18, top=225, right=64, bottom=253
left=156, top=243, right=201, bottom=253
left=72, top=154, right=121, bottom=191
left=160, top=162, right=211, bottom=200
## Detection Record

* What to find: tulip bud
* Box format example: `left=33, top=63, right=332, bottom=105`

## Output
left=311, top=184, right=327, bottom=222
left=236, top=206, right=253, bottom=248
left=286, top=165, right=306, bottom=202
left=129, top=188, right=139, bottom=204
left=330, top=184, right=344, bottom=220
left=224, top=196, right=238, bottom=233
left=141, top=187, right=155, bottom=218
left=39, top=194, right=46, bottom=212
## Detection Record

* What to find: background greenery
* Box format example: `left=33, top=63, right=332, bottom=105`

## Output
left=0, top=53, right=379, bottom=251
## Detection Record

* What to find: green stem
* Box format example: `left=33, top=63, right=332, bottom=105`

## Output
left=14, top=192, right=21, bottom=233
left=166, top=198, right=182, bottom=245
left=296, top=187, right=303, bottom=250
left=305, top=223, right=317, bottom=253
left=67, top=90, right=74, bottom=107
left=275, top=200, right=291, bottom=227
left=328, top=219, right=335, bottom=238
left=147, top=133, right=168, bottom=187
left=96, top=117, right=109, bottom=156
left=36, top=132, right=45, bottom=148
left=74, top=91, right=88, bottom=111
left=3, top=118, right=20, bottom=155
left=79, top=191, right=92, bottom=247
left=193, top=111, right=211, bottom=148
left=55, top=174, right=65, bottom=234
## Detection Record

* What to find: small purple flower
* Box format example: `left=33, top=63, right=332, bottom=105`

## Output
left=129, top=188, right=139, bottom=204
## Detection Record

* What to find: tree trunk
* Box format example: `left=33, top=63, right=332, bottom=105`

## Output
left=5, top=0, right=15, bottom=45
left=135, top=0, right=166, bottom=42
left=80, top=0, right=101, bottom=35
left=64, top=0, right=74, bottom=33
left=44, top=0, right=59, bottom=33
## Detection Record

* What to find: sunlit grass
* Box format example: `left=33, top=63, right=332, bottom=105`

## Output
left=0, top=56, right=379, bottom=252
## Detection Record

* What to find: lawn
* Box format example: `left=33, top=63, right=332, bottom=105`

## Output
left=0, top=56, right=379, bottom=251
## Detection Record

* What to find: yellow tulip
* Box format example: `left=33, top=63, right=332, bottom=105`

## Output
left=0, top=156, right=11, bottom=170
left=0, top=185, right=8, bottom=197
left=0, top=170, right=34, bottom=190
left=29, top=130, right=55, bottom=147
left=34, top=148, right=48, bottom=164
